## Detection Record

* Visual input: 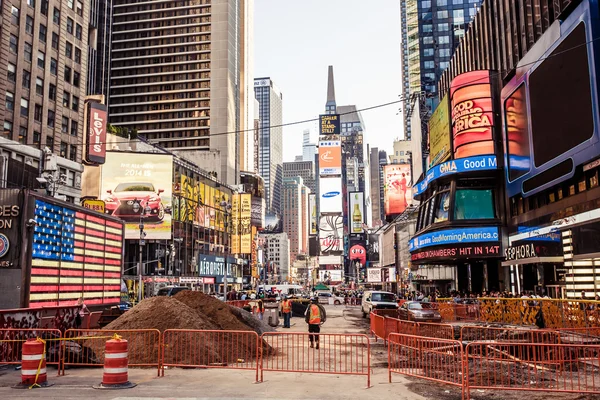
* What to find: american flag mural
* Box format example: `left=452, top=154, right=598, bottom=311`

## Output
left=29, top=199, right=124, bottom=307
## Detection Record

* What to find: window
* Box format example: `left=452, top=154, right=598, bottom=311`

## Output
left=76, top=1, right=83, bottom=16
left=27, top=0, right=35, bottom=6
left=47, top=110, right=55, bottom=127
left=36, top=77, right=43, bottom=95
left=9, top=35, right=18, bottom=53
left=22, top=70, right=31, bottom=89
left=24, top=43, right=32, bottom=62
left=73, top=71, right=80, bottom=87
left=3, top=121, right=13, bottom=138
left=437, top=10, right=448, bottom=18
left=69, top=145, right=76, bottom=161
left=39, top=24, right=47, bottom=42
left=436, top=0, right=447, bottom=5
left=61, top=116, right=69, bottom=133
left=423, top=48, right=434, bottom=56
left=454, top=189, right=495, bottom=219
left=437, top=23, right=449, bottom=31
left=48, top=84, right=56, bottom=100
left=434, top=190, right=450, bottom=223
left=74, top=47, right=81, bottom=63
left=424, top=61, right=435, bottom=69
left=34, top=104, right=42, bottom=121
left=439, top=48, right=451, bottom=57
left=68, top=171, right=75, bottom=186
left=65, top=42, right=72, bottom=59
left=66, top=18, right=73, bottom=34
left=422, top=24, right=432, bottom=33
left=67, top=0, right=73, bottom=8
left=70, top=120, right=77, bottom=136
left=19, top=127, right=27, bottom=143
left=20, top=98, right=29, bottom=116
left=50, top=58, right=57, bottom=75
left=53, top=7, right=60, bottom=24
left=469, top=7, right=477, bottom=17
left=33, top=131, right=41, bottom=144
left=51, top=32, right=59, bottom=49
left=25, top=15, right=34, bottom=34
left=63, top=91, right=70, bottom=107
left=41, top=0, right=48, bottom=15
left=423, top=37, right=434, bottom=44
left=64, top=66, right=71, bottom=83
left=60, top=142, right=67, bottom=157
left=440, top=61, right=449, bottom=70
left=47, top=135, right=54, bottom=149
left=7, top=63, right=16, bottom=83
left=6, top=92, right=14, bottom=111
left=75, top=24, right=82, bottom=40
left=71, top=96, right=79, bottom=111
left=453, top=9, right=465, bottom=24
left=439, top=36, right=450, bottom=44
left=11, top=6, right=20, bottom=25
left=37, top=50, right=45, bottom=68
left=422, top=0, right=431, bottom=7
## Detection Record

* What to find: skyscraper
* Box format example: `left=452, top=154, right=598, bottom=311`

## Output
left=302, top=129, right=316, bottom=162
left=109, top=0, right=253, bottom=186
left=87, top=0, right=112, bottom=100
left=254, top=77, right=283, bottom=216
left=282, top=176, right=309, bottom=265
left=283, top=160, right=315, bottom=195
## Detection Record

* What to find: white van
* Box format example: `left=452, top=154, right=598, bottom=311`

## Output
left=361, top=291, right=398, bottom=318
left=257, top=284, right=305, bottom=298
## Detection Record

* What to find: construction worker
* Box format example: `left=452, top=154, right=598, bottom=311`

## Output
left=281, top=296, right=292, bottom=328
left=305, top=297, right=326, bottom=349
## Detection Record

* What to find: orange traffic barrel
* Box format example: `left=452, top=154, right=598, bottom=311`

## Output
left=14, top=338, right=51, bottom=388
left=94, top=338, right=136, bottom=389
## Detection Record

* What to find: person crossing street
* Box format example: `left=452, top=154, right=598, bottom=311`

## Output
left=305, top=297, right=326, bottom=349
left=281, top=296, right=292, bottom=328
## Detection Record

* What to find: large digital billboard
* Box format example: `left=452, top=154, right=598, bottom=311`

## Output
left=319, top=177, right=342, bottom=213
left=319, top=215, right=343, bottom=253
left=101, top=152, right=173, bottom=240
left=309, top=193, right=317, bottom=236
left=318, top=140, right=342, bottom=176
left=348, top=191, right=364, bottom=234
left=319, top=114, right=340, bottom=135
left=428, top=94, right=451, bottom=168
left=383, top=164, right=411, bottom=216
left=450, top=70, right=495, bottom=159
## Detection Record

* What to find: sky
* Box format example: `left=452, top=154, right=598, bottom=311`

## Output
left=254, top=0, right=403, bottom=162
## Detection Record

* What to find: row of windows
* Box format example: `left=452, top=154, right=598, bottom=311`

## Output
left=420, top=0, right=479, bottom=8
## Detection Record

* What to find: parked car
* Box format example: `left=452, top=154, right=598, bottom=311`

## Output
left=104, top=182, right=166, bottom=222
left=156, top=286, right=190, bottom=297
left=398, top=301, right=442, bottom=322
left=361, top=291, right=398, bottom=318
left=317, top=291, right=343, bottom=305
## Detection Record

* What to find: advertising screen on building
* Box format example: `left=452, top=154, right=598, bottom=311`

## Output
left=240, top=194, right=252, bottom=254
left=367, top=268, right=381, bottom=283
left=318, top=140, right=342, bottom=176
left=349, top=192, right=364, bottom=234
left=319, top=269, right=342, bottom=283
left=319, top=177, right=342, bottom=213
left=450, top=70, right=495, bottom=159
left=309, top=194, right=317, bottom=236
left=319, top=215, right=343, bottom=253
left=383, top=164, right=411, bottom=216
left=428, top=94, right=451, bottom=168
left=101, top=152, right=173, bottom=240
left=319, top=114, right=340, bottom=135
left=84, top=102, right=108, bottom=165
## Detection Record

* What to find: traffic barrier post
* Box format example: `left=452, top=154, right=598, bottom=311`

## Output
left=62, top=329, right=161, bottom=376
left=18, top=338, right=49, bottom=388
left=94, top=336, right=136, bottom=389
left=161, top=329, right=261, bottom=381
left=417, top=322, right=455, bottom=339
left=260, top=332, right=371, bottom=387
left=0, top=328, right=62, bottom=374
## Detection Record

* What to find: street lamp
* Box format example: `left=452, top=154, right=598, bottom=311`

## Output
left=132, top=199, right=151, bottom=303
left=220, top=199, right=232, bottom=301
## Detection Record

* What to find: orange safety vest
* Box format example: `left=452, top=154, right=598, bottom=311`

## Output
left=282, top=300, right=292, bottom=313
left=308, top=304, right=321, bottom=324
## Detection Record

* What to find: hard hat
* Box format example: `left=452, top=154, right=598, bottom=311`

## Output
left=311, top=296, right=318, bottom=302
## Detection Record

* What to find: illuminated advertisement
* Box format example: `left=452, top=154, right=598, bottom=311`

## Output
left=84, top=102, right=107, bottom=165
left=319, top=114, right=340, bottom=135
left=348, top=192, right=364, bottom=234
left=251, top=196, right=265, bottom=230
left=349, top=243, right=366, bottom=266
left=30, top=198, right=124, bottom=307
left=409, top=227, right=500, bottom=251
left=101, top=152, right=173, bottom=240
left=367, top=268, right=381, bottom=283
left=450, top=70, right=495, bottom=159
left=309, top=194, right=317, bottom=236
left=411, top=244, right=501, bottom=262
left=240, top=194, right=252, bottom=254
left=428, top=94, right=451, bottom=168
left=231, top=194, right=240, bottom=253
left=383, top=164, right=411, bottom=216
left=318, top=140, right=342, bottom=176
left=319, top=177, right=342, bottom=213
left=319, top=269, right=342, bottom=283
left=319, top=215, right=343, bottom=253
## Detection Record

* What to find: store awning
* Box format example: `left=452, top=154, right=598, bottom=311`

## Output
left=501, top=256, right=564, bottom=266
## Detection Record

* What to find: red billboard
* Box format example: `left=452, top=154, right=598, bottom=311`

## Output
left=84, top=102, right=108, bottom=165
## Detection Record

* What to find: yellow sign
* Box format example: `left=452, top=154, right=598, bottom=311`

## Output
left=240, top=194, right=252, bottom=254
left=82, top=199, right=105, bottom=213
left=231, top=194, right=241, bottom=253
left=428, top=94, right=451, bottom=168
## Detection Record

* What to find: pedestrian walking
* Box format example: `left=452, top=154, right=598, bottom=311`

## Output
left=281, top=296, right=292, bottom=328
left=305, top=297, right=326, bottom=349
left=75, top=297, right=89, bottom=329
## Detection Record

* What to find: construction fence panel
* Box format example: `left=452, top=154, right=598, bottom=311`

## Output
left=388, top=333, right=464, bottom=390
left=370, top=312, right=386, bottom=340
left=161, top=329, right=260, bottom=381
left=62, top=329, right=161, bottom=376
left=225, top=300, right=251, bottom=309
left=260, top=332, right=371, bottom=387
left=417, top=322, right=455, bottom=340
left=460, top=326, right=560, bottom=344
left=556, top=327, right=600, bottom=344
left=0, top=328, right=62, bottom=370
left=465, top=341, right=600, bottom=399
left=384, top=317, right=417, bottom=337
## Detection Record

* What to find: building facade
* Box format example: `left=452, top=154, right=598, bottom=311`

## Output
left=254, top=77, right=283, bottom=216
left=369, top=147, right=388, bottom=227
left=86, top=0, right=111, bottom=100
left=390, top=139, right=412, bottom=164
left=302, top=129, right=316, bottom=162
left=283, top=160, right=315, bottom=194
left=260, top=232, right=290, bottom=282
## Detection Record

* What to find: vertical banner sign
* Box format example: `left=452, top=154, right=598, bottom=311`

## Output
left=348, top=191, right=364, bottom=234
left=84, top=102, right=108, bottom=165
left=240, top=194, right=252, bottom=254
left=428, top=94, right=452, bottom=168
left=309, top=193, right=317, bottom=236
left=318, top=140, right=342, bottom=175
left=383, top=164, right=412, bottom=217
left=231, top=194, right=240, bottom=254
left=319, top=114, right=340, bottom=135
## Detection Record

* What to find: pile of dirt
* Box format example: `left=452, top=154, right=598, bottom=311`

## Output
left=174, top=291, right=252, bottom=331
left=229, top=306, right=275, bottom=336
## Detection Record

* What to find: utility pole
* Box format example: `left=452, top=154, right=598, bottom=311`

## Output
left=133, top=199, right=149, bottom=302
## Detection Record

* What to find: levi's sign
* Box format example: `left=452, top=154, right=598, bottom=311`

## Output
left=414, top=155, right=498, bottom=196
left=84, top=102, right=108, bottom=165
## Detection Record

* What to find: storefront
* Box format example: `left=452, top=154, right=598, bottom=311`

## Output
left=197, top=254, right=243, bottom=293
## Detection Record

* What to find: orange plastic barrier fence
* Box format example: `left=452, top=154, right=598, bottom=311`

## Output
left=388, top=333, right=464, bottom=392
left=260, top=332, right=371, bottom=387
left=62, top=329, right=161, bottom=376
left=417, top=322, right=455, bottom=339
left=464, top=342, right=600, bottom=399
left=384, top=317, right=417, bottom=337
left=555, top=327, right=600, bottom=344
left=161, top=329, right=260, bottom=381
left=225, top=300, right=252, bottom=308
left=370, top=312, right=386, bottom=340
left=0, top=328, right=62, bottom=371
left=460, top=326, right=560, bottom=344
